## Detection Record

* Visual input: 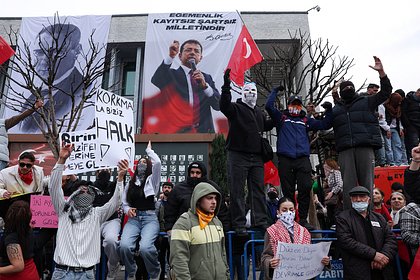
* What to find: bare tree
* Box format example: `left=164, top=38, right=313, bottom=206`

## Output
left=252, top=29, right=357, bottom=108
left=0, top=13, right=115, bottom=158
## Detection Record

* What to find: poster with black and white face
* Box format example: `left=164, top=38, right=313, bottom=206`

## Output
left=3, top=15, right=111, bottom=133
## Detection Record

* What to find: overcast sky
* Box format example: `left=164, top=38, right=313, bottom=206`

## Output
left=1, top=0, right=419, bottom=93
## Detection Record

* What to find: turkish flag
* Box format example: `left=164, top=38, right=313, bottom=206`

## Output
left=142, top=84, right=195, bottom=134
left=0, top=35, right=15, bottom=65
left=227, top=24, right=263, bottom=86
left=264, top=160, right=280, bottom=186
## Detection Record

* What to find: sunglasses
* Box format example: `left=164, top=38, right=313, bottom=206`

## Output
left=19, top=162, right=33, bottom=168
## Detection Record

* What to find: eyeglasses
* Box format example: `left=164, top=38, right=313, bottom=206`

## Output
left=19, top=162, right=33, bottom=168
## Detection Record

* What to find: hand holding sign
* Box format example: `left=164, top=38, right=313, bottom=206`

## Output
left=270, top=258, right=280, bottom=268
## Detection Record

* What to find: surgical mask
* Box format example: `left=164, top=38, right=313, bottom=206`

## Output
left=352, top=201, right=369, bottom=213
left=277, top=210, right=295, bottom=227
left=242, top=83, right=257, bottom=108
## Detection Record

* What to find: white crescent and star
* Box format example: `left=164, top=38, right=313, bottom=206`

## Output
left=243, top=37, right=251, bottom=59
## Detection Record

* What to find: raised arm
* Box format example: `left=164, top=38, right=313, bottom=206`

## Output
left=49, top=144, right=72, bottom=214
left=5, top=99, right=43, bottom=130
left=265, top=87, right=283, bottom=125
left=145, top=141, right=161, bottom=196
left=97, top=159, right=128, bottom=222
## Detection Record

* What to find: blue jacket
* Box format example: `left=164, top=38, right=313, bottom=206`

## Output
left=265, top=89, right=332, bottom=158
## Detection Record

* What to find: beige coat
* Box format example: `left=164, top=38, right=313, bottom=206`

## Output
left=0, top=165, right=47, bottom=197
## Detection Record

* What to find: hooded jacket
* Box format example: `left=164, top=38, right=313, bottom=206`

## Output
left=164, top=161, right=230, bottom=231
left=169, top=182, right=229, bottom=280
left=401, top=91, right=420, bottom=130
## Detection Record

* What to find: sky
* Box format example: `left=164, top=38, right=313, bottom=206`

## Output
left=1, top=0, right=419, bottom=93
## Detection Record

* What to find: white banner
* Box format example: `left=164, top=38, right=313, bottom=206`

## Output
left=273, top=242, right=331, bottom=280
left=95, top=88, right=135, bottom=169
left=4, top=15, right=111, bottom=133
left=141, top=12, right=242, bottom=134
left=60, top=129, right=105, bottom=175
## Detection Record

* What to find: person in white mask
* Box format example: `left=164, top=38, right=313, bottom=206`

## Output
left=220, top=69, right=273, bottom=236
left=336, top=186, right=398, bottom=280
left=261, top=197, right=329, bottom=280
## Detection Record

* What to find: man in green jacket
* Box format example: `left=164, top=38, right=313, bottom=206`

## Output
left=169, top=182, right=229, bottom=280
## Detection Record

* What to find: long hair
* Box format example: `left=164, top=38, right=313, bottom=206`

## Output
left=4, top=200, right=32, bottom=251
left=325, top=158, right=340, bottom=170
left=127, top=157, right=153, bottom=205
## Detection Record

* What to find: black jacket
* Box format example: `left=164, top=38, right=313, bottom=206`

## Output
left=401, top=91, right=420, bottom=130
left=336, top=209, right=398, bottom=280
left=164, top=163, right=230, bottom=231
left=332, top=76, right=392, bottom=152
left=220, top=87, right=273, bottom=154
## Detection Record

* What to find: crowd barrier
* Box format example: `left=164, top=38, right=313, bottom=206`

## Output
left=0, top=229, right=407, bottom=280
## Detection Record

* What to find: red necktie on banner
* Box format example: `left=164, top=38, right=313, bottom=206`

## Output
left=190, top=71, right=200, bottom=131
left=227, top=24, right=263, bottom=86
left=0, top=35, right=15, bottom=65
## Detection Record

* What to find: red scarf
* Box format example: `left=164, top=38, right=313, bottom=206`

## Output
left=18, top=168, right=33, bottom=185
left=374, top=203, right=393, bottom=223
left=266, top=220, right=311, bottom=255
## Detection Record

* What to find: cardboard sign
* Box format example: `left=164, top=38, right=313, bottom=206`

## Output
left=30, top=195, right=59, bottom=228
left=274, top=242, right=331, bottom=280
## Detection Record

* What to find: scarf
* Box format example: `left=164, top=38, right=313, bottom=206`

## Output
left=64, top=186, right=103, bottom=223
left=384, top=93, right=402, bottom=118
left=373, top=203, right=393, bottom=223
left=196, top=208, right=214, bottom=229
left=266, top=220, right=311, bottom=256
left=18, top=169, right=33, bottom=185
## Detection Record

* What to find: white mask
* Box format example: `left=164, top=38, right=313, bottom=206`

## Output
left=242, top=83, right=257, bottom=108
left=277, top=210, right=295, bottom=228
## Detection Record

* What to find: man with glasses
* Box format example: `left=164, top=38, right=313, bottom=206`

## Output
left=329, top=56, right=392, bottom=209
left=0, top=149, right=47, bottom=199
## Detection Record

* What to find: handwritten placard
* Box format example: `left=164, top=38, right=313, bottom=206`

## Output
left=30, top=195, right=59, bottom=228
left=273, top=242, right=331, bottom=280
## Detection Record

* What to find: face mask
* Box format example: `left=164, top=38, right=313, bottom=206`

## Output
left=340, top=88, right=356, bottom=102
left=267, top=191, right=278, bottom=200
left=277, top=210, right=295, bottom=227
left=137, top=162, right=147, bottom=176
left=288, top=104, right=302, bottom=116
left=242, top=83, right=257, bottom=108
left=352, top=201, right=369, bottom=213
left=73, top=192, right=94, bottom=208
left=187, top=176, right=204, bottom=188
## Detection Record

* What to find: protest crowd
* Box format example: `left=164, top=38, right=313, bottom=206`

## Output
left=1, top=28, right=420, bottom=280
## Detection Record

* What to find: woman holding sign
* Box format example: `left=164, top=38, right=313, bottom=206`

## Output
left=261, top=197, right=329, bottom=280
left=0, top=200, right=38, bottom=280
left=119, top=141, right=162, bottom=280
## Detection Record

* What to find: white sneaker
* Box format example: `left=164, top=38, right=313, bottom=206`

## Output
left=106, top=262, right=120, bottom=280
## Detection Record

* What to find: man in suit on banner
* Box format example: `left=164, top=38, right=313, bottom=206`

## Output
left=151, top=39, right=220, bottom=133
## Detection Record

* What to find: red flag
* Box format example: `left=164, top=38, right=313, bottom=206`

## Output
left=227, top=24, right=263, bottom=86
left=409, top=248, right=420, bottom=279
left=142, top=84, right=195, bottom=134
left=264, top=160, right=280, bottom=186
left=0, top=35, right=15, bottom=65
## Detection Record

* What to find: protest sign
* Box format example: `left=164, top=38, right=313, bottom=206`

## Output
left=95, top=88, right=135, bottom=168
left=30, top=195, right=60, bottom=228
left=273, top=242, right=331, bottom=280
left=60, top=129, right=106, bottom=175
left=317, top=259, right=343, bottom=279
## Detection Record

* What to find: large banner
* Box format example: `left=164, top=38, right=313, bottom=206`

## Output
left=60, top=89, right=135, bottom=175
left=3, top=15, right=111, bottom=133
left=141, top=12, right=244, bottom=134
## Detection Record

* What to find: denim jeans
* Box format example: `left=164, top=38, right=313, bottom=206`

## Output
left=0, top=160, right=8, bottom=171
left=51, top=267, right=95, bottom=280
left=227, top=150, right=267, bottom=230
left=384, top=128, right=403, bottom=165
left=101, top=218, right=121, bottom=269
left=119, top=210, right=160, bottom=278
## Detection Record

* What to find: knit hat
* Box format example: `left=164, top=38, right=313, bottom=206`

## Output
left=287, top=95, right=302, bottom=105
left=340, top=81, right=354, bottom=91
